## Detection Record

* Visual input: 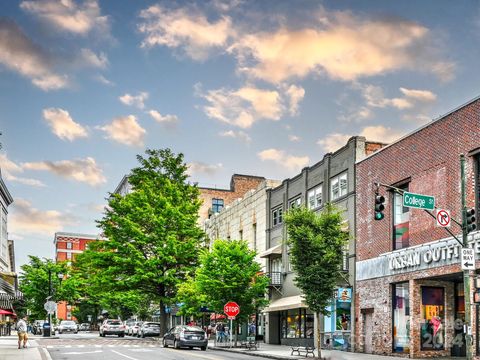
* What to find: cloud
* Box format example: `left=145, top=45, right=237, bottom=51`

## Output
left=119, top=92, right=149, bottom=109
left=10, top=198, right=75, bottom=236
left=80, top=48, right=108, bottom=68
left=399, top=87, right=437, bottom=102
left=219, top=130, right=251, bottom=143
left=317, top=125, right=405, bottom=152
left=288, top=135, right=301, bottom=142
left=360, top=84, right=436, bottom=110
left=284, top=84, right=305, bottom=115
left=187, top=162, right=223, bottom=176
left=20, top=0, right=110, bottom=36
left=0, top=154, right=45, bottom=187
left=338, top=106, right=373, bottom=123
left=228, top=9, right=454, bottom=83
left=138, top=4, right=234, bottom=60
left=95, top=74, right=114, bottom=86
left=258, top=148, right=309, bottom=172
left=0, top=19, right=68, bottom=90
left=97, top=115, right=146, bottom=147
left=148, top=110, right=179, bottom=125
left=42, top=107, right=88, bottom=141
left=198, top=84, right=303, bottom=128
left=22, top=157, right=106, bottom=186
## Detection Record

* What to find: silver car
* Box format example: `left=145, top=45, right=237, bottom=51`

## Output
left=163, top=325, right=207, bottom=351
left=138, top=322, right=160, bottom=338
left=58, top=320, right=78, bottom=334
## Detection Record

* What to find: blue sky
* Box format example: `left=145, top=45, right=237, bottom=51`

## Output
left=1, top=0, right=480, bottom=269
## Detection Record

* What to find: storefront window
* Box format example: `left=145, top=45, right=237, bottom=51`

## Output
left=393, top=185, right=410, bottom=250
left=420, top=287, right=445, bottom=350
left=280, top=309, right=314, bottom=339
left=393, top=282, right=410, bottom=353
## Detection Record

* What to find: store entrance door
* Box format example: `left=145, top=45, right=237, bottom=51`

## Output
left=364, top=311, right=373, bottom=354
left=452, top=282, right=466, bottom=357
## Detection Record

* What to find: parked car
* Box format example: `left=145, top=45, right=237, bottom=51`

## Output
left=79, top=323, right=90, bottom=331
left=124, top=319, right=135, bottom=335
left=58, top=320, right=78, bottom=334
left=32, top=320, right=45, bottom=335
left=138, top=322, right=160, bottom=338
left=99, top=319, right=125, bottom=337
left=163, top=325, right=207, bottom=351
left=130, top=321, right=143, bottom=337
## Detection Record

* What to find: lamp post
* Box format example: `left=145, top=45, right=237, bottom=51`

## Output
left=45, top=269, right=63, bottom=337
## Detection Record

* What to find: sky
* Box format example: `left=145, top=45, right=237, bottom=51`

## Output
left=1, top=0, right=480, bottom=270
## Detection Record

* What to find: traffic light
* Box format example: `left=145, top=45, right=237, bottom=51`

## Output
left=466, top=208, right=476, bottom=233
left=374, top=194, right=385, bottom=220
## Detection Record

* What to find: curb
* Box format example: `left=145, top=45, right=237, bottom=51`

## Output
left=209, top=346, right=297, bottom=360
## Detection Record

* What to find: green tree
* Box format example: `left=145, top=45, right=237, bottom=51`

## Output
left=19, top=256, right=76, bottom=320
left=176, top=276, right=208, bottom=319
left=196, top=239, right=269, bottom=343
left=285, top=204, right=348, bottom=359
left=91, top=148, right=204, bottom=335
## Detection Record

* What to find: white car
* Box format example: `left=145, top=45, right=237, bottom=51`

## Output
left=58, top=320, right=78, bottom=334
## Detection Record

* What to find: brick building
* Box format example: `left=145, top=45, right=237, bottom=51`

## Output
left=198, top=174, right=266, bottom=223
left=355, top=96, right=480, bottom=358
left=54, top=232, right=101, bottom=320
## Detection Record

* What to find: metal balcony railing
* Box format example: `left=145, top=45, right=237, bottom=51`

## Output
left=268, top=272, right=283, bottom=286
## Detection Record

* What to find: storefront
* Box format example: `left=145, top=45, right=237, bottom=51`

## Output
left=356, top=234, right=478, bottom=358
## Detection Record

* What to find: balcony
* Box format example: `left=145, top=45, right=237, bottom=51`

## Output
left=268, top=272, right=283, bottom=287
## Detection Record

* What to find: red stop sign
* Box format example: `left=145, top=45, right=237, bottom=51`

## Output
left=224, top=301, right=240, bottom=318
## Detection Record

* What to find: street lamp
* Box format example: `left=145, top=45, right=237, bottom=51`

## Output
left=44, top=270, right=64, bottom=337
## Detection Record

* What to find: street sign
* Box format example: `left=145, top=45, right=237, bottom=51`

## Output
left=436, top=209, right=451, bottom=227
left=44, top=301, right=56, bottom=314
left=403, top=191, right=435, bottom=210
left=224, top=301, right=240, bottom=318
left=461, top=248, right=475, bottom=270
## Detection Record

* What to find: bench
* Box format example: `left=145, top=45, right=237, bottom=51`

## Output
left=241, top=337, right=258, bottom=350
left=290, top=345, right=315, bottom=357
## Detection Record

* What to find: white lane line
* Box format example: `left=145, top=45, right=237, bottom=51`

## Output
left=41, top=347, right=54, bottom=360
left=111, top=349, right=140, bottom=360
left=63, top=350, right=103, bottom=355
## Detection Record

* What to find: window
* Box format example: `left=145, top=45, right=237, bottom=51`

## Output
left=393, top=283, right=410, bottom=353
left=253, top=224, right=257, bottom=251
left=281, top=309, right=314, bottom=339
left=331, top=173, right=348, bottom=200
left=289, top=197, right=302, bottom=209
left=239, top=230, right=243, bottom=240
left=342, top=244, right=349, bottom=271
left=67, top=252, right=72, bottom=260
left=212, top=198, right=224, bottom=213
left=420, top=287, right=444, bottom=350
left=272, top=207, right=283, bottom=226
left=393, top=185, right=410, bottom=250
left=66, top=242, right=72, bottom=250
left=308, top=185, right=322, bottom=209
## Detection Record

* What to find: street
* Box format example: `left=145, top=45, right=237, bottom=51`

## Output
left=37, top=333, right=265, bottom=360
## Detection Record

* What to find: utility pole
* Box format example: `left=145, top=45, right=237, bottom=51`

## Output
left=461, top=154, right=473, bottom=360
left=48, top=268, right=52, bottom=335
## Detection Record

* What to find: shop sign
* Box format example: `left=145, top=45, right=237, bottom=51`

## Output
left=356, top=231, right=480, bottom=281
left=337, top=288, right=352, bottom=302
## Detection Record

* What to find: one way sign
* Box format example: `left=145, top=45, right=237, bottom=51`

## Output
left=461, top=248, right=475, bottom=271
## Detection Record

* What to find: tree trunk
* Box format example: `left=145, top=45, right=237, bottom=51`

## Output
left=316, top=312, right=322, bottom=359
left=159, top=302, right=167, bottom=336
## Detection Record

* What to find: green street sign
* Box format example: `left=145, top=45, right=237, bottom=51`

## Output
left=403, top=191, right=435, bottom=210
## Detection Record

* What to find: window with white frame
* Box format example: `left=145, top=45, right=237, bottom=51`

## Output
left=67, top=252, right=72, bottom=260
left=66, top=242, right=72, bottom=250
left=331, top=172, right=348, bottom=200
left=308, top=185, right=323, bottom=209
left=289, top=197, right=302, bottom=209
left=272, top=207, right=283, bottom=226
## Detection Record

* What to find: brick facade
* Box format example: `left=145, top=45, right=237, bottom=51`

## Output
left=198, top=174, right=266, bottom=223
left=355, top=96, right=480, bottom=358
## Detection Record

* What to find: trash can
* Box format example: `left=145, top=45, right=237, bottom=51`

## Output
left=43, top=322, right=51, bottom=337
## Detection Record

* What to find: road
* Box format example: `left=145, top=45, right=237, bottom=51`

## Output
left=37, top=332, right=263, bottom=360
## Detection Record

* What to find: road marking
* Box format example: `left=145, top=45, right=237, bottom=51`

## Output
left=163, top=348, right=218, bottom=360
left=63, top=350, right=103, bottom=355
left=111, top=350, right=140, bottom=360
left=41, top=347, right=53, bottom=360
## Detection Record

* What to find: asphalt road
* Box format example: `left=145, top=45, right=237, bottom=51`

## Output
left=39, top=332, right=263, bottom=360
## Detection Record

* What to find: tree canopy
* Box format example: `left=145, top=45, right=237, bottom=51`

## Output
left=285, top=204, right=348, bottom=358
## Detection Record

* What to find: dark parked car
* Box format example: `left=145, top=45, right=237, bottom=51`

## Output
left=163, top=325, right=207, bottom=351
left=138, top=322, right=160, bottom=338
left=99, top=319, right=125, bottom=337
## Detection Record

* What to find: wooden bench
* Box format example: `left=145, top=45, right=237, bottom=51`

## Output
left=290, top=345, right=315, bottom=357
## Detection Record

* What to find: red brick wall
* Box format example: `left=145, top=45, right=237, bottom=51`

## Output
left=198, top=175, right=265, bottom=223
left=356, top=98, right=480, bottom=261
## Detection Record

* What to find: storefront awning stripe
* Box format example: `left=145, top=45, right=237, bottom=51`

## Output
left=262, top=295, right=307, bottom=312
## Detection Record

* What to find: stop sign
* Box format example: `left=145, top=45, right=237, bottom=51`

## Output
left=224, top=301, right=240, bottom=318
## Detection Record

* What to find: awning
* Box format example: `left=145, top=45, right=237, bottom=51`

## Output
left=262, top=295, right=307, bottom=312
left=259, top=245, right=282, bottom=258
left=0, top=309, right=15, bottom=316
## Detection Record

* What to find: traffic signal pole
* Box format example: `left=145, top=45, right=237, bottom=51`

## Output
left=461, top=154, right=473, bottom=360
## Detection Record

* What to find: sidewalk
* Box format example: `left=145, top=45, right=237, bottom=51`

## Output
left=208, top=341, right=461, bottom=360
left=0, top=334, right=49, bottom=360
